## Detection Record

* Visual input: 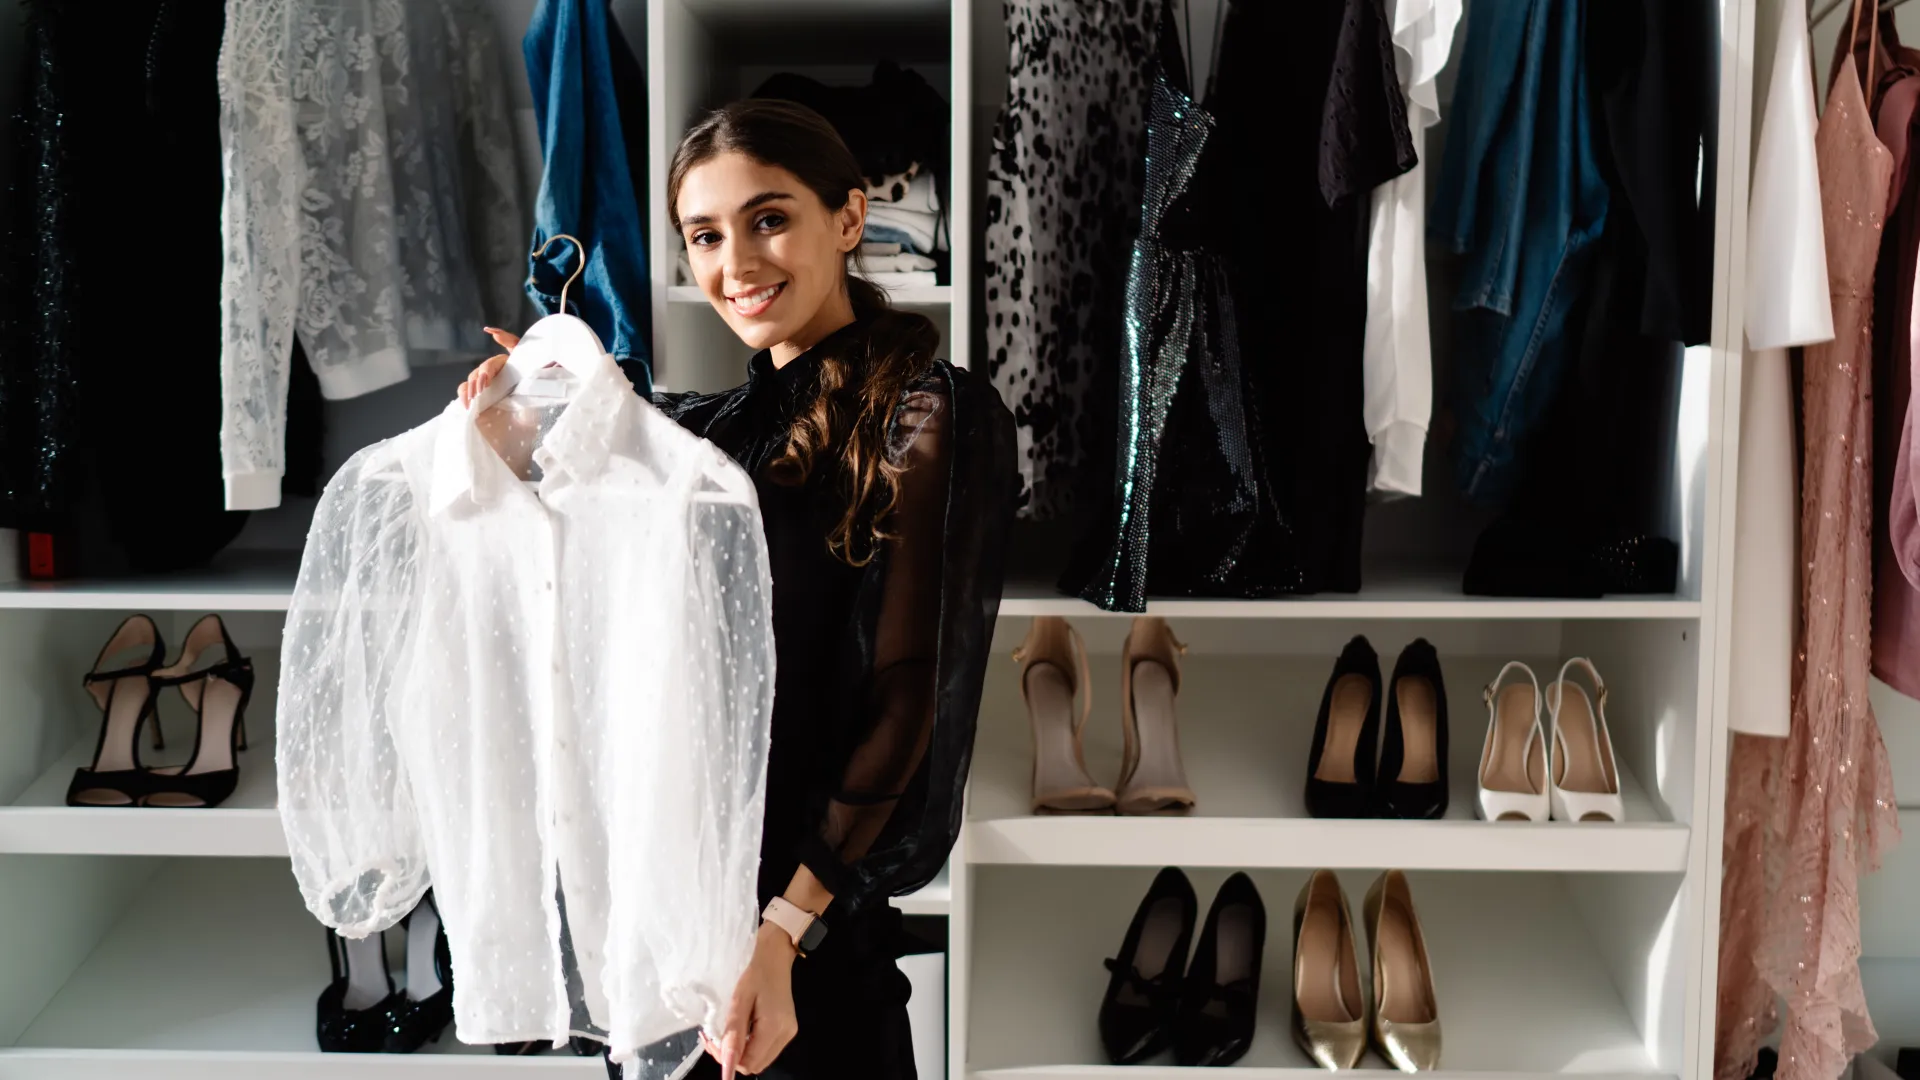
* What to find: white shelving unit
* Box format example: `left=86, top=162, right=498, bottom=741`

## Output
left=0, top=1, right=1765, bottom=1080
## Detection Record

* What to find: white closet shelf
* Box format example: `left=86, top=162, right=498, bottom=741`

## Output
left=668, top=284, right=952, bottom=306
left=967, top=867, right=1666, bottom=1076
left=966, top=815, right=1688, bottom=873
left=4, top=861, right=601, bottom=1075
left=1, top=735, right=951, bottom=913
left=967, top=653, right=1687, bottom=873
left=967, top=1060, right=1674, bottom=1068
left=0, top=555, right=1697, bottom=620
left=0, top=551, right=300, bottom=611
left=0, top=1050, right=600, bottom=1079
left=6, top=857, right=939, bottom=1073
left=998, top=575, right=1700, bottom=620
left=2, top=748, right=285, bottom=857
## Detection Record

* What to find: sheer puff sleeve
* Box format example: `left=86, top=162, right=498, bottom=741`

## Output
left=276, top=438, right=431, bottom=938
left=797, top=362, right=1017, bottom=916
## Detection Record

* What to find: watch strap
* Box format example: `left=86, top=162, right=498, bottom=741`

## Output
left=762, top=897, right=827, bottom=955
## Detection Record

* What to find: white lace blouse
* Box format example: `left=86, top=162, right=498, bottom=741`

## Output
left=277, top=325, right=775, bottom=1067
left=219, top=0, right=525, bottom=511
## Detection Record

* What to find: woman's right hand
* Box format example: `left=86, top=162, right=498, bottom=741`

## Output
left=459, top=326, right=521, bottom=408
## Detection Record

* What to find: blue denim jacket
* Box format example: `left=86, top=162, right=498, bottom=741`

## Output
left=1429, top=0, right=1608, bottom=505
left=523, top=0, right=652, bottom=389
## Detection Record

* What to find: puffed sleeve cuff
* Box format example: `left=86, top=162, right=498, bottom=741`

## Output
left=795, top=832, right=860, bottom=916
left=301, top=857, right=429, bottom=939
left=225, top=469, right=284, bottom=511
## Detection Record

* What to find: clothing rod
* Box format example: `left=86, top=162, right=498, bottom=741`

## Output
left=1814, top=0, right=1917, bottom=28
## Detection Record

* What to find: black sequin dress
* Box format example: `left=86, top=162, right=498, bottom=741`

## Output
left=0, top=0, right=250, bottom=565
left=1069, top=0, right=1298, bottom=613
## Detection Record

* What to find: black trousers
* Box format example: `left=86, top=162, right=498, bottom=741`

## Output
left=605, top=936, right=916, bottom=1080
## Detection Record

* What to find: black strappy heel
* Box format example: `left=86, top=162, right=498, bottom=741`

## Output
left=145, top=614, right=253, bottom=808
left=66, top=614, right=168, bottom=807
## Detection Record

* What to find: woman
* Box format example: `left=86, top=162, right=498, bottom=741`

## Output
left=462, top=100, right=1015, bottom=1080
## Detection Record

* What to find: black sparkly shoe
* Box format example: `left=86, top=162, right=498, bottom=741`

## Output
left=379, top=891, right=455, bottom=1053
left=317, top=927, right=393, bottom=1053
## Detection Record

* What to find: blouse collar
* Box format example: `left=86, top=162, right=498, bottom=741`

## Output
left=746, top=316, right=872, bottom=400
left=429, top=348, right=632, bottom=515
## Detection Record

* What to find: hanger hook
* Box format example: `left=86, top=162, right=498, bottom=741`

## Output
left=534, top=233, right=587, bottom=316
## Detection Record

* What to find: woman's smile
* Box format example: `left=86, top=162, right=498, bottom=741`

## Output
left=728, top=281, right=787, bottom=317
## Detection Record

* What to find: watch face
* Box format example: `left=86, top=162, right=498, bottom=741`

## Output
left=799, top=918, right=829, bottom=954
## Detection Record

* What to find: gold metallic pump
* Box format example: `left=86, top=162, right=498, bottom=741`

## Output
left=1363, top=870, right=1441, bottom=1072
left=1292, top=870, right=1368, bottom=1070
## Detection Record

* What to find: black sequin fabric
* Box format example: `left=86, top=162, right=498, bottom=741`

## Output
left=0, top=0, right=247, bottom=565
left=0, top=1, right=83, bottom=531
left=1071, top=9, right=1300, bottom=613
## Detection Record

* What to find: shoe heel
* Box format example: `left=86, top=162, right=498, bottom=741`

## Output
left=1018, top=617, right=1114, bottom=814
left=1547, top=658, right=1625, bottom=823
left=1115, top=617, right=1194, bottom=816
left=146, top=614, right=252, bottom=808
left=68, top=614, right=168, bottom=807
left=1476, top=661, right=1549, bottom=822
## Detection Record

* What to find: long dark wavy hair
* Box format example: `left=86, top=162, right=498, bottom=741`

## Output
left=669, top=99, right=940, bottom=566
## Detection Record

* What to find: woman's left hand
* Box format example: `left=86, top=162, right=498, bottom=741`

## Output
left=705, top=924, right=799, bottom=1078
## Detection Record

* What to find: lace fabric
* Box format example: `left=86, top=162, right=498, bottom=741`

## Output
left=1717, top=48, right=1901, bottom=1080
left=278, top=328, right=774, bottom=1074
left=219, top=0, right=526, bottom=510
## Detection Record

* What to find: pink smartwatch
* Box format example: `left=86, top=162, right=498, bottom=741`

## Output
left=761, top=897, right=828, bottom=956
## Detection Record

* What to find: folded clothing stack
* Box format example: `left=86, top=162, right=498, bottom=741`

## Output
left=853, top=244, right=938, bottom=290
left=754, top=62, right=949, bottom=282
left=861, top=173, right=946, bottom=261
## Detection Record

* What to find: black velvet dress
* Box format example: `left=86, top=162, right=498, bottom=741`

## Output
left=605, top=318, right=1016, bottom=1080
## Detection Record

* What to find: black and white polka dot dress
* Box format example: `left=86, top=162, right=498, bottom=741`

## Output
left=982, top=0, right=1160, bottom=520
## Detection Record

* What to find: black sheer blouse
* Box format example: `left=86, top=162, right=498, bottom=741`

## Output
left=658, top=319, right=1016, bottom=942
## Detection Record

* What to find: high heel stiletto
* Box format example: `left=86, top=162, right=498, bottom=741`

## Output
left=1175, top=871, right=1265, bottom=1067
left=1117, top=617, right=1196, bottom=815
left=66, top=615, right=168, bottom=807
left=1292, top=869, right=1367, bottom=1070
left=1099, top=866, right=1198, bottom=1064
left=1305, top=636, right=1381, bottom=819
left=381, top=890, right=455, bottom=1053
left=1475, top=661, right=1548, bottom=822
left=1364, top=870, right=1441, bottom=1072
left=146, top=614, right=253, bottom=808
left=1016, top=617, right=1115, bottom=813
left=1377, top=640, right=1448, bottom=820
left=1546, top=658, right=1625, bottom=822
left=318, top=926, right=395, bottom=1052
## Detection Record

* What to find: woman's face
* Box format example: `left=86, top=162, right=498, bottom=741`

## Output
left=677, top=151, right=866, bottom=357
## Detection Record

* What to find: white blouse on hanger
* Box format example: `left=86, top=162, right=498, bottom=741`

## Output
left=1362, top=0, right=1462, bottom=497
left=276, top=324, right=775, bottom=1069
left=1731, top=0, right=1832, bottom=738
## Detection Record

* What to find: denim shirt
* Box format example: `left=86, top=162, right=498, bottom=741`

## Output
left=1429, top=0, right=1609, bottom=505
left=523, top=0, right=653, bottom=389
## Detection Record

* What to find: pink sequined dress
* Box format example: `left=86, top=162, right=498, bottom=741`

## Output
left=1716, top=26, right=1902, bottom=1080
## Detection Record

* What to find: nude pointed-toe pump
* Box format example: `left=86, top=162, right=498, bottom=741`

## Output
left=1015, top=617, right=1116, bottom=814
left=1116, top=617, right=1196, bottom=816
